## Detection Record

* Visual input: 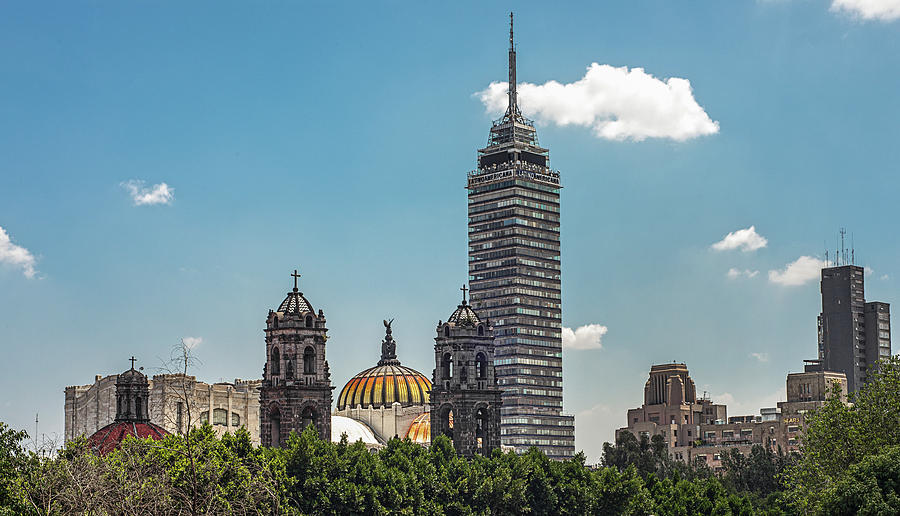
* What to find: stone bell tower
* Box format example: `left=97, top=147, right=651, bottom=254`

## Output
left=260, top=270, right=333, bottom=446
left=430, top=285, right=502, bottom=457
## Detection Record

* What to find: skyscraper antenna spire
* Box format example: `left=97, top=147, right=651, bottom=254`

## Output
left=507, top=12, right=518, bottom=117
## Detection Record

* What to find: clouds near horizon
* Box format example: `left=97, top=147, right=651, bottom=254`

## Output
left=477, top=63, right=719, bottom=142
left=121, top=180, right=174, bottom=206
left=768, top=256, right=826, bottom=286
left=562, top=324, right=608, bottom=350
left=0, top=226, right=37, bottom=278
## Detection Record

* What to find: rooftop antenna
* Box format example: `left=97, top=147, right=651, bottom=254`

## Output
left=851, top=233, right=855, bottom=265
left=825, top=241, right=829, bottom=268
left=840, top=228, right=847, bottom=266
left=34, top=413, right=38, bottom=453
left=507, top=12, right=518, bottom=118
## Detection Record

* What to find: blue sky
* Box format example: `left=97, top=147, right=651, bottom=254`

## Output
left=1, top=1, right=898, bottom=462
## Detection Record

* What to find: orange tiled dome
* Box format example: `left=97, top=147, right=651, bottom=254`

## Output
left=405, top=411, right=452, bottom=444
left=337, top=364, right=431, bottom=410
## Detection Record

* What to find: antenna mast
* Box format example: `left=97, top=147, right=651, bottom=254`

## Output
left=507, top=12, right=517, bottom=117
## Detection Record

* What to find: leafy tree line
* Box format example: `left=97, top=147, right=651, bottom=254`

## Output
left=3, top=356, right=899, bottom=515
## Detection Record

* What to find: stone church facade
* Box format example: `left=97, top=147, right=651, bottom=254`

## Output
left=65, top=373, right=261, bottom=445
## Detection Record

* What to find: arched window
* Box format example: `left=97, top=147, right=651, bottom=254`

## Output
left=270, top=407, right=282, bottom=447
left=213, top=408, right=228, bottom=426
left=460, top=360, right=468, bottom=383
left=273, top=316, right=279, bottom=329
left=285, top=360, right=294, bottom=379
left=440, top=406, right=454, bottom=440
left=304, top=346, right=315, bottom=374
left=476, top=352, right=487, bottom=379
left=305, top=315, right=313, bottom=328
left=475, top=407, right=488, bottom=454
left=478, top=325, right=484, bottom=336
left=231, top=412, right=241, bottom=427
left=271, top=347, right=280, bottom=376
left=444, top=325, right=450, bottom=337
left=301, top=406, right=316, bottom=431
left=441, top=353, right=452, bottom=380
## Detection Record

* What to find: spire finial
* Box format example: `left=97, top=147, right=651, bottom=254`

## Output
left=461, top=284, right=469, bottom=304
left=507, top=12, right=518, bottom=118
left=129, top=356, right=136, bottom=370
left=291, top=269, right=301, bottom=292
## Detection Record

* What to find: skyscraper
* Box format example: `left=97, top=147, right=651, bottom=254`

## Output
left=466, top=14, right=575, bottom=459
left=816, top=264, right=891, bottom=392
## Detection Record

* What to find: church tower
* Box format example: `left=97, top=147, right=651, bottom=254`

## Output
left=430, top=286, right=502, bottom=457
left=260, top=270, right=333, bottom=446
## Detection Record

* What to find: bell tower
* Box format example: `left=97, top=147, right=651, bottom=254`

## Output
left=260, top=269, right=333, bottom=446
left=430, top=285, right=502, bottom=457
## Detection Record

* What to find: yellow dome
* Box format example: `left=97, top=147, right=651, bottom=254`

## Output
left=337, top=364, right=431, bottom=411
left=405, top=411, right=452, bottom=444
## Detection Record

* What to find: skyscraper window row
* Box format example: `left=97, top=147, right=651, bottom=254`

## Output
left=495, top=346, right=562, bottom=359
left=501, top=427, right=573, bottom=437
left=469, top=227, right=560, bottom=245
left=471, top=267, right=559, bottom=281
left=470, top=237, right=560, bottom=253
left=496, top=357, right=559, bottom=367
left=475, top=296, right=561, bottom=311
left=469, top=218, right=559, bottom=234
left=471, top=287, right=561, bottom=301
left=468, top=196, right=560, bottom=214
left=470, top=247, right=560, bottom=263
left=471, top=276, right=559, bottom=292
left=505, top=387, right=563, bottom=398
left=487, top=316, right=561, bottom=329
left=498, top=367, right=562, bottom=379
left=469, top=206, right=560, bottom=223
left=471, top=257, right=560, bottom=272
left=498, top=377, right=563, bottom=388
left=494, top=326, right=560, bottom=338
left=469, top=179, right=559, bottom=196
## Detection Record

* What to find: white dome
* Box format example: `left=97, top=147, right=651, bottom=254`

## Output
left=331, top=415, right=380, bottom=445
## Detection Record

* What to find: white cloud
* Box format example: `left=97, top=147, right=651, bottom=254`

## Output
left=768, top=256, right=826, bottom=286
left=831, top=0, right=900, bottom=21
left=865, top=266, right=875, bottom=276
left=476, top=63, right=719, bottom=142
left=121, top=180, right=174, bottom=206
left=562, top=324, right=608, bottom=350
left=711, top=226, right=768, bottom=252
left=182, top=337, right=203, bottom=349
left=749, top=352, right=770, bottom=363
left=727, top=268, right=759, bottom=279
left=881, top=274, right=891, bottom=281
left=0, top=226, right=37, bottom=278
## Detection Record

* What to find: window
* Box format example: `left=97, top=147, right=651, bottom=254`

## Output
left=476, top=352, right=487, bottom=379
left=704, top=431, right=716, bottom=439
left=231, top=412, right=241, bottom=427
left=286, top=360, right=294, bottom=379
left=200, top=411, right=209, bottom=424
left=713, top=454, right=721, bottom=461
left=271, top=347, right=280, bottom=376
left=444, top=326, right=450, bottom=337
left=722, top=430, right=734, bottom=438
left=305, top=315, right=313, bottom=328
left=213, top=408, right=227, bottom=426
left=304, top=347, right=315, bottom=375
left=787, top=425, right=800, bottom=433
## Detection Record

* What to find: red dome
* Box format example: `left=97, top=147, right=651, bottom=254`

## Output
left=87, top=421, right=168, bottom=454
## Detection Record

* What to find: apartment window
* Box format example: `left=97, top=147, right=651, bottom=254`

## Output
left=213, top=408, right=227, bottom=426
left=704, top=431, right=716, bottom=439
left=722, top=430, right=734, bottom=438
left=713, top=454, right=721, bottom=461
left=787, top=426, right=800, bottom=433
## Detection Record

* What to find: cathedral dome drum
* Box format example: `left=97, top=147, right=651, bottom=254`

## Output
left=336, top=319, right=431, bottom=411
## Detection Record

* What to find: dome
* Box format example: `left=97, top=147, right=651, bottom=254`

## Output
left=337, top=363, right=431, bottom=411
left=277, top=289, right=314, bottom=315
left=447, top=300, right=481, bottom=328
left=87, top=421, right=168, bottom=454
left=331, top=415, right=379, bottom=445
left=405, top=411, right=452, bottom=445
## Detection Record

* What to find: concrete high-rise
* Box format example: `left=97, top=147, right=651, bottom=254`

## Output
left=466, top=14, right=575, bottom=459
left=816, top=264, right=891, bottom=392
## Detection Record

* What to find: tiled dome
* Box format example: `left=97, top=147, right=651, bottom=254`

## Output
left=277, top=288, right=314, bottom=314
left=88, top=421, right=168, bottom=455
left=405, top=411, right=452, bottom=445
left=447, top=300, right=482, bottom=328
left=337, top=364, right=431, bottom=411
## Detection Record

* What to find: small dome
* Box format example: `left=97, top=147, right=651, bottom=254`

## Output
left=405, top=411, right=452, bottom=445
left=88, top=421, right=168, bottom=454
left=337, top=364, right=431, bottom=411
left=277, top=289, right=314, bottom=314
left=447, top=300, right=481, bottom=328
left=331, top=415, right=379, bottom=445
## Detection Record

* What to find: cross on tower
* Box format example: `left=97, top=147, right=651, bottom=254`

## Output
left=461, top=284, right=468, bottom=303
left=291, top=269, right=302, bottom=291
left=129, top=356, right=136, bottom=369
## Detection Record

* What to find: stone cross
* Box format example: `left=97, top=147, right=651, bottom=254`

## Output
left=291, top=269, right=302, bottom=290
left=461, top=284, right=468, bottom=302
